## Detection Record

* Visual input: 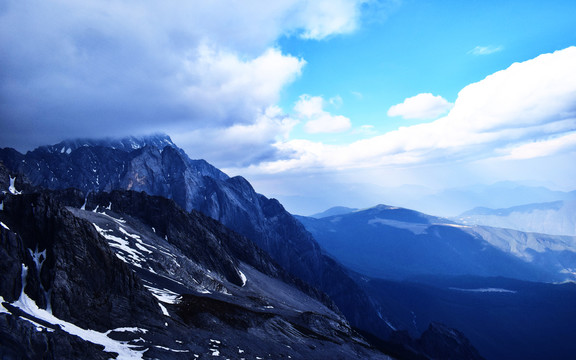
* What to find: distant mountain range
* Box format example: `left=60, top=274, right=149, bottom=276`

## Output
left=310, top=206, right=358, bottom=218
left=297, top=204, right=576, bottom=282
left=415, top=182, right=576, bottom=216
left=455, top=200, right=576, bottom=236
left=297, top=204, right=576, bottom=359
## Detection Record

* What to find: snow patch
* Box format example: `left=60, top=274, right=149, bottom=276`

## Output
left=11, top=264, right=147, bottom=359
left=239, top=270, right=247, bottom=287
left=0, top=296, right=10, bottom=314
left=158, top=303, right=170, bottom=317
left=450, top=287, right=517, bottom=294
left=368, top=218, right=429, bottom=235
left=144, top=285, right=180, bottom=304
left=107, top=327, right=149, bottom=334
left=28, top=246, right=51, bottom=312
left=154, top=345, right=189, bottom=353
left=9, top=176, right=22, bottom=195
left=92, top=223, right=146, bottom=267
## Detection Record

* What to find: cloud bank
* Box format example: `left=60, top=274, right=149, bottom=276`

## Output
left=0, top=0, right=367, bottom=152
left=242, top=47, right=576, bottom=173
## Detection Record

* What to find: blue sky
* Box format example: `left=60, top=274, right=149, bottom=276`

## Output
left=278, top=0, right=576, bottom=141
left=1, top=0, right=575, bottom=215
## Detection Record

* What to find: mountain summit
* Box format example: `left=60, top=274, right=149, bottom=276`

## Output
left=0, top=135, right=402, bottom=356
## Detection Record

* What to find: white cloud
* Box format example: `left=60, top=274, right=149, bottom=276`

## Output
left=499, top=132, right=576, bottom=160
left=296, top=0, right=365, bottom=39
left=172, top=106, right=299, bottom=167
left=242, top=47, right=576, bottom=173
left=468, top=45, right=504, bottom=56
left=387, top=93, right=453, bottom=120
left=294, top=95, right=352, bottom=133
left=179, top=45, right=305, bottom=124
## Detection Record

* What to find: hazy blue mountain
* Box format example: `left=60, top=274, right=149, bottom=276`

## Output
left=363, top=275, right=576, bottom=360
left=298, top=203, right=576, bottom=359
left=455, top=200, right=576, bottom=236
left=297, top=204, right=576, bottom=282
left=310, top=206, right=358, bottom=218
left=414, top=182, right=576, bottom=216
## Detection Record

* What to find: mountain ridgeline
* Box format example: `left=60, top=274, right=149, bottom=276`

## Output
left=0, top=163, right=390, bottom=359
left=296, top=204, right=576, bottom=360
left=0, top=135, right=393, bottom=339
left=4, top=134, right=485, bottom=359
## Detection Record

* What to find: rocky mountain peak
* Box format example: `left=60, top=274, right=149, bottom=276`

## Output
left=37, top=133, right=176, bottom=155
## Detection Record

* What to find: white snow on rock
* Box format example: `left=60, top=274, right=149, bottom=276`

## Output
left=118, top=227, right=154, bottom=254
left=450, top=287, right=517, bottom=294
left=143, top=285, right=180, bottom=304
left=368, top=218, right=429, bottom=235
left=153, top=345, right=189, bottom=353
left=0, top=296, right=10, bottom=315
left=9, top=265, right=148, bottom=359
left=9, top=176, right=22, bottom=195
left=239, top=270, right=247, bottom=287
left=107, top=327, right=149, bottom=334
left=92, top=223, right=146, bottom=267
left=158, top=303, right=170, bottom=317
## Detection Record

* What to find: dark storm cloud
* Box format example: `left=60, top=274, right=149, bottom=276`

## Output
left=0, top=0, right=365, bottom=163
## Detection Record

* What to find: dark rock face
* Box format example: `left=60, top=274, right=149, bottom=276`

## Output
left=1, top=192, right=161, bottom=331
left=418, top=322, right=485, bottom=360
left=0, top=183, right=390, bottom=359
left=0, top=135, right=392, bottom=340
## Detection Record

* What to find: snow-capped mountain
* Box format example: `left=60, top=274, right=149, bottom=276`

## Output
left=297, top=204, right=576, bottom=360
left=455, top=200, right=576, bottom=236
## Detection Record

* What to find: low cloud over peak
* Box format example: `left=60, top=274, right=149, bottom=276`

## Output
left=0, top=0, right=365, bottom=151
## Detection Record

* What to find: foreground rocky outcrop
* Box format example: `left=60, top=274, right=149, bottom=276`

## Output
left=0, top=178, right=390, bottom=359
